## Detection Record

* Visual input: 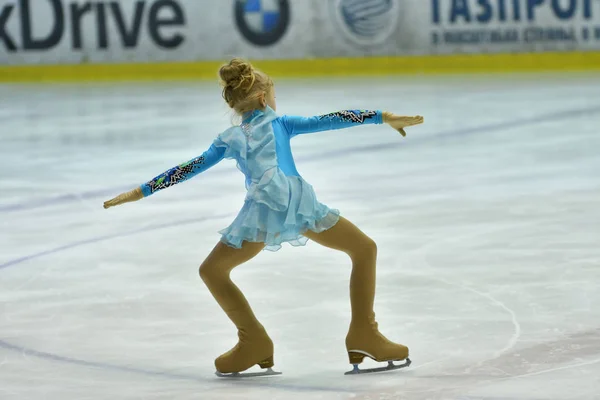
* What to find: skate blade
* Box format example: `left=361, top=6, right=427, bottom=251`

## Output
left=344, top=358, right=412, bottom=375
left=215, top=367, right=282, bottom=378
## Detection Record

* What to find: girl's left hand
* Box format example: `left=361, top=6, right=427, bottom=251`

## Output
left=383, top=113, right=424, bottom=137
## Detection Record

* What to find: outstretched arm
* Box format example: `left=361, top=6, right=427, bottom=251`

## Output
left=103, top=144, right=225, bottom=209
left=281, top=110, right=423, bottom=138
left=281, top=110, right=382, bottom=137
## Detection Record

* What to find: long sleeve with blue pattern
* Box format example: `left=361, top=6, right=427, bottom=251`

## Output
left=280, top=110, right=383, bottom=138
left=140, top=144, right=225, bottom=197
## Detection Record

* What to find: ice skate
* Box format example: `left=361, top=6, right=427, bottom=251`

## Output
left=344, top=313, right=411, bottom=375
left=214, top=326, right=281, bottom=378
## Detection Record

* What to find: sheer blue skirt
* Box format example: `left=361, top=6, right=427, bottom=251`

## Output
left=219, top=176, right=340, bottom=252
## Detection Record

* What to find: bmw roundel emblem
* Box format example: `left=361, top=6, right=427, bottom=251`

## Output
left=235, top=0, right=290, bottom=47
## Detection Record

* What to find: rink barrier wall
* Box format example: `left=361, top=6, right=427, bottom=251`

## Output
left=1, top=52, right=600, bottom=82
left=2, top=0, right=600, bottom=65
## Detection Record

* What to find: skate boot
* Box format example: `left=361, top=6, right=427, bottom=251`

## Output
left=345, top=313, right=411, bottom=375
left=215, top=325, right=280, bottom=378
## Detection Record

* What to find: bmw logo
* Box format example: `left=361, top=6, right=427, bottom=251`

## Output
left=235, top=0, right=290, bottom=47
left=330, top=0, right=400, bottom=46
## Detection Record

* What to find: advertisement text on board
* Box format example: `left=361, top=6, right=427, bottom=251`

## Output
left=430, top=0, right=600, bottom=46
left=431, top=0, right=594, bottom=24
left=0, top=0, right=185, bottom=52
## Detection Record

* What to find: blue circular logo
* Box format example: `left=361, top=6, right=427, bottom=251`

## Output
left=331, top=0, right=399, bottom=46
left=235, top=0, right=290, bottom=47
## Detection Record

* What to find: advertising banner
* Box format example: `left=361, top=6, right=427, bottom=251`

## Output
left=318, top=0, right=600, bottom=56
left=0, top=0, right=310, bottom=64
left=1, top=0, right=599, bottom=65
left=428, top=0, right=600, bottom=53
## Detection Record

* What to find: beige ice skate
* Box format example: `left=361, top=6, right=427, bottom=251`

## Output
left=215, top=326, right=280, bottom=378
left=345, top=313, right=411, bottom=375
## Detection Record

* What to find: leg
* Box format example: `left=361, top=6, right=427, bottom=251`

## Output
left=200, top=240, right=265, bottom=330
left=304, top=217, right=377, bottom=324
left=304, top=217, right=409, bottom=364
left=199, top=240, right=274, bottom=373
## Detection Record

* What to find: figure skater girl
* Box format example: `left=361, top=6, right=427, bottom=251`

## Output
left=103, top=58, right=424, bottom=376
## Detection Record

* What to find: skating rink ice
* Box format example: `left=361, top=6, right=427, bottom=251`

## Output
left=1, top=73, right=599, bottom=400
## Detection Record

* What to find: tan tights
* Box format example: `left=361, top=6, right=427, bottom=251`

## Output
left=199, top=216, right=406, bottom=372
left=199, top=217, right=376, bottom=331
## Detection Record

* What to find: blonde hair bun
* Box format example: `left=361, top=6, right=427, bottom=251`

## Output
left=219, top=58, right=273, bottom=114
left=219, top=58, right=256, bottom=93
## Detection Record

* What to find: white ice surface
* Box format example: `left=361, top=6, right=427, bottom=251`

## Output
left=1, top=74, right=599, bottom=400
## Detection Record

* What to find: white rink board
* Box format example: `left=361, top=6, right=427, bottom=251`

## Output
left=0, top=0, right=600, bottom=64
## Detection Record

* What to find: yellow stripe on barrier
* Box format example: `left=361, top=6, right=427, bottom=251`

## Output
left=0, top=52, right=599, bottom=82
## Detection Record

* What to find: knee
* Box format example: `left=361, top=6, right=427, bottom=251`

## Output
left=198, top=263, right=209, bottom=282
left=364, top=237, right=378, bottom=258
left=350, top=236, right=377, bottom=261
left=199, top=262, right=221, bottom=283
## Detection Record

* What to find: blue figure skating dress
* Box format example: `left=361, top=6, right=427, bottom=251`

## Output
left=140, top=107, right=384, bottom=251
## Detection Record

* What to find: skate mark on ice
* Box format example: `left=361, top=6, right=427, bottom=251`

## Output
left=3, top=104, right=599, bottom=214
left=0, top=214, right=233, bottom=270
left=391, top=224, right=600, bottom=397
left=433, top=278, right=522, bottom=370
left=0, top=333, right=361, bottom=394
left=376, top=224, right=530, bottom=396
left=358, top=224, right=529, bottom=394
left=406, top=356, right=453, bottom=372
left=406, top=333, right=600, bottom=397
left=405, top=224, right=525, bottom=368
left=0, top=337, right=354, bottom=394
left=0, top=216, right=358, bottom=395
left=0, top=339, right=206, bottom=382
left=500, top=356, right=600, bottom=381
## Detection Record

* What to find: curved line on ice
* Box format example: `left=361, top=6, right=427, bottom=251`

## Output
left=0, top=215, right=354, bottom=394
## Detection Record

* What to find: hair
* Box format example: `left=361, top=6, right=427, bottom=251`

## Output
left=219, top=58, right=273, bottom=115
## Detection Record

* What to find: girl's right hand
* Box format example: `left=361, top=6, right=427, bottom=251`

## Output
left=382, top=113, right=424, bottom=137
left=103, top=187, right=144, bottom=209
